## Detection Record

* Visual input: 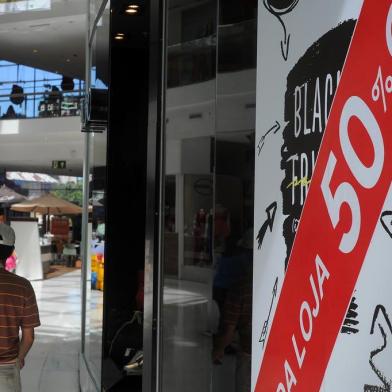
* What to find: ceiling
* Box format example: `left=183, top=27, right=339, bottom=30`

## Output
left=0, top=117, right=85, bottom=176
left=0, top=0, right=86, bottom=79
left=0, top=0, right=88, bottom=177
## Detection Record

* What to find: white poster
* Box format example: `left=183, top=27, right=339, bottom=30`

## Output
left=253, top=0, right=392, bottom=390
left=12, top=220, right=43, bottom=281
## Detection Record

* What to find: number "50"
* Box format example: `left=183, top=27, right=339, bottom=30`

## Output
left=321, top=96, right=384, bottom=253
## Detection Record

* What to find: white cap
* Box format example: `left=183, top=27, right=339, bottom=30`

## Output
left=0, top=224, right=15, bottom=247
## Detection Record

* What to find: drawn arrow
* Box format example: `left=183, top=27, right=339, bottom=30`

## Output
left=259, top=277, right=279, bottom=347
left=275, top=13, right=290, bottom=61
left=280, top=26, right=290, bottom=61
left=370, top=305, right=392, bottom=336
left=263, top=0, right=298, bottom=61
left=364, top=305, right=392, bottom=392
left=257, top=201, right=278, bottom=249
left=380, top=210, right=392, bottom=238
left=257, top=121, right=281, bottom=156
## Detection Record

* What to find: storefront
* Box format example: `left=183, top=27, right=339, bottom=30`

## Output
left=80, top=0, right=392, bottom=391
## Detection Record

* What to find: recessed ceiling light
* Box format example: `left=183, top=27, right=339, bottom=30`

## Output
left=126, top=5, right=138, bottom=14
left=117, top=33, right=125, bottom=36
left=115, top=35, right=124, bottom=40
left=33, top=49, right=38, bottom=53
left=66, top=59, right=71, bottom=62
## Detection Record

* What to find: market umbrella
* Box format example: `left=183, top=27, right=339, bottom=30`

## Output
left=10, top=193, right=82, bottom=215
left=0, top=185, right=27, bottom=221
left=0, top=185, right=26, bottom=205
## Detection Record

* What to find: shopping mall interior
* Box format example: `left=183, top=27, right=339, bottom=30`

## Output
left=0, top=1, right=96, bottom=391
left=0, top=0, right=258, bottom=391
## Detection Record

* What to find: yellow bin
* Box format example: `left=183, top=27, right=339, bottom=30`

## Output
left=97, top=262, right=104, bottom=291
left=91, top=254, right=98, bottom=273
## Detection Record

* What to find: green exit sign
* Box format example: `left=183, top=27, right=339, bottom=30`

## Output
left=52, top=160, right=66, bottom=169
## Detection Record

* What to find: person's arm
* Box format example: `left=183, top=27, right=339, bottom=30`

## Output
left=18, top=328, right=35, bottom=368
left=212, top=282, right=246, bottom=363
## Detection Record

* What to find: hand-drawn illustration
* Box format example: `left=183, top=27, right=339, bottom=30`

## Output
left=257, top=202, right=277, bottom=249
left=380, top=210, right=392, bottom=238
left=364, top=305, right=392, bottom=391
left=341, top=296, right=359, bottom=334
left=280, top=20, right=356, bottom=270
left=257, top=121, right=282, bottom=156
left=263, top=0, right=299, bottom=60
left=259, top=277, right=278, bottom=347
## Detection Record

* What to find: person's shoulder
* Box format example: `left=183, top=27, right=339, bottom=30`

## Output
left=12, top=273, right=34, bottom=289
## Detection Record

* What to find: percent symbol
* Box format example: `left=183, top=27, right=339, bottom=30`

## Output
left=372, top=66, right=392, bottom=112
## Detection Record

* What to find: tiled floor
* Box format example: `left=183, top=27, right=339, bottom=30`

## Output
left=21, top=270, right=82, bottom=392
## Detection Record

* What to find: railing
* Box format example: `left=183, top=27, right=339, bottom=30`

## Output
left=166, top=18, right=257, bottom=89
left=0, top=90, right=83, bottom=120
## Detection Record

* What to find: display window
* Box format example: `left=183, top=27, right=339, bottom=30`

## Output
left=159, top=1, right=257, bottom=391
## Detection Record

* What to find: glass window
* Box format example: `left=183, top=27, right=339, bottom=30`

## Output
left=0, top=60, right=83, bottom=119
left=82, top=4, right=109, bottom=388
left=160, top=0, right=257, bottom=391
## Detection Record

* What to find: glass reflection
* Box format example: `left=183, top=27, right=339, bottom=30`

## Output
left=212, top=1, right=256, bottom=391
left=89, top=0, right=109, bottom=37
left=83, top=3, right=109, bottom=387
left=161, top=0, right=216, bottom=391
left=161, top=0, right=257, bottom=391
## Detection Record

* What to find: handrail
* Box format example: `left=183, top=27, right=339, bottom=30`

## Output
left=0, top=90, right=84, bottom=99
left=0, top=90, right=84, bottom=120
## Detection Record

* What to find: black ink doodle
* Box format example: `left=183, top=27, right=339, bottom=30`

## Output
left=380, top=211, right=392, bottom=238
left=257, top=202, right=278, bottom=249
left=291, top=217, right=299, bottom=233
left=341, top=297, right=359, bottom=335
left=281, top=20, right=356, bottom=271
left=263, top=0, right=299, bottom=61
left=257, top=121, right=282, bottom=156
left=259, top=277, right=279, bottom=347
left=364, top=305, right=392, bottom=392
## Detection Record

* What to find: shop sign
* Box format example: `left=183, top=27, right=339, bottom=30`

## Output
left=52, top=160, right=66, bottom=169
left=253, top=0, right=392, bottom=390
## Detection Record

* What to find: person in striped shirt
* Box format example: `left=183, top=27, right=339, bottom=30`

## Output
left=0, top=224, right=40, bottom=391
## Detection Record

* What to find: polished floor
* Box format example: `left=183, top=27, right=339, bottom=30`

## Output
left=162, top=278, right=236, bottom=392
left=21, top=270, right=82, bottom=392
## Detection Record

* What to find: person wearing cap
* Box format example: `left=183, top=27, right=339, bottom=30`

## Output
left=0, top=224, right=40, bottom=391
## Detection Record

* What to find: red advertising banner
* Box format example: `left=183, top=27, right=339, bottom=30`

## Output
left=255, top=1, right=392, bottom=391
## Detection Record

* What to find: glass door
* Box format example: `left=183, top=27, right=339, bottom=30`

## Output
left=160, top=0, right=217, bottom=390
left=81, top=0, right=109, bottom=390
left=158, top=0, right=258, bottom=391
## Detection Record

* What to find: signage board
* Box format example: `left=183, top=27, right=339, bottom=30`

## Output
left=52, top=160, right=66, bottom=170
left=253, top=1, right=392, bottom=390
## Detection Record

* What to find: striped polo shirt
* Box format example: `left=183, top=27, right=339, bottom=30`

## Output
left=0, top=268, right=40, bottom=363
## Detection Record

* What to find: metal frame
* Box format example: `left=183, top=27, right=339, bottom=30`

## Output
left=143, top=0, right=167, bottom=390
left=80, top=1, right=108, bottom=391
left=82, top=0, right=167, bottom=390
left=81, top=0, right=93, bottom=360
